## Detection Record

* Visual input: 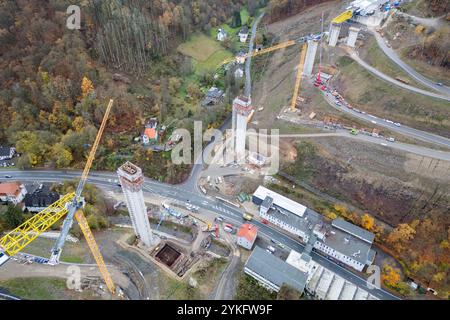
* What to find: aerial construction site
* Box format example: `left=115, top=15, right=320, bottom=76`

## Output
left=0, top=0, right=449, bottom=307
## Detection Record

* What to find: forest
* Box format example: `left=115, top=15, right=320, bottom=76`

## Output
left=0, top=0, right=258, bottom=182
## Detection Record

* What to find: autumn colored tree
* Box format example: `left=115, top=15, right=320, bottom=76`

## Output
left=387, top=223, right=416, bottom=251
left=81, top=76, right=94, bottom=99
left=382, top=265, right=401, bottom=287
left=361, top=213, right=375, bottom=231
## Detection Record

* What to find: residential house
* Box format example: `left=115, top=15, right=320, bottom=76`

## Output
left=217, top=28, right=227, bottom=41
left=239, top=26, right=249, bottom=43
left=236, top=223, right=258, bottom=250
left=234, top=67, right=244, bottom=79
left=142, top=119, right=158, bottom=145
left=201, top=87, right=224, bottom=107
left=0, top=182, right=27, bottom=205
left=0, top=147, right=15, bottom=161
left=23, top=184, right=60, bottom=213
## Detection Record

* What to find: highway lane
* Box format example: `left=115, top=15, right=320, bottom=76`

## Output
left=322, top=90, right=450, bottom=149
left=0, top=169, right=400, bottom=300
left=247, top=130, right=450, bottom=161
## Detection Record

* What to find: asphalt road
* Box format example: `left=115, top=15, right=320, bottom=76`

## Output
left=322, top=91, right=450, bottom=149
left=348, top=50, right=450, bottom=102
left=371, top=28, right=450, bottom=96
left=247, top=130, right=450, bottom=161
left=245, top=12, right=265, bottom=97
left=0, top=169, right=400, bottom=300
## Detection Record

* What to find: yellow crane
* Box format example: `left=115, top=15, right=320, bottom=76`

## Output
left=331, top=10, right=353, bottom=24
left=220, top=37, right=312, bottom=112
left=221, top=40, right=297, bottom=65
left=0, top=99, right=117, bottom=295
left=290, top=44, right=308, bottom=112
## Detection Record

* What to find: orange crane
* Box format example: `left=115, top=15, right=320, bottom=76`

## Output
left=0, top=99, right=117, bottom=296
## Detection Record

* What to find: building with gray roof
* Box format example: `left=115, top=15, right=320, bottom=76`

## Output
left=252, top=186, right=377, bottom=272
left=244, top=246, right=307, bottom=294
left=332, top=218, right=375, bottom=244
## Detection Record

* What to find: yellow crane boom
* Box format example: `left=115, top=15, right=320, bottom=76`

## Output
left=0, top=193, right=75, bottom=257
left=0, top=99, right=117, bottom=296
left=75, top=210, right=115, bottom=294
left=332, top=10, right=353, bottom=24
left=221, top=40, right=297, bottom=65
left=290, top=44, right=308, bottom=112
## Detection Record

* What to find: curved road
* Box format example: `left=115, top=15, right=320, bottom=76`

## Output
left=370, top=27, right=450, bottom=95
left=0, top=169, right=399, bottom=300
left=246, top=130, right=450, bottom=161
left=245, top=12, right=265, bottom=97
left=322, top=90, right=450, bottom=149
left=348, top=50, right=450, bottom=102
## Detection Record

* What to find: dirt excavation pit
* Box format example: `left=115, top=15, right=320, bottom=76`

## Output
left=155, top=244, right=182, bottom=268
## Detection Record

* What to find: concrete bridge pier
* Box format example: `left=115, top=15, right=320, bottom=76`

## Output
left=328, top=23, right=341, bottom=47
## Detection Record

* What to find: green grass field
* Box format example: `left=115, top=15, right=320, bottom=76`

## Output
left=177, top=33, right=233, bottom=74
left=177, top=34, right=225, bottom=62
left=0, top=277, right=70, bottom=300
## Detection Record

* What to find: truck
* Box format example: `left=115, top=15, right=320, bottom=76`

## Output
left=243, top=213, right=253, bottom=221
left=199, top=185, right=207, bottom=194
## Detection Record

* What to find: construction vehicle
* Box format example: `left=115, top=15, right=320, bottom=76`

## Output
left=243, top=213, right=254, bottom=221
left=350, top=128, right=359, bottom=135
left=0, top=99, right=117, bottom=296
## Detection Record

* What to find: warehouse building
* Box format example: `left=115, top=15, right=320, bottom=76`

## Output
left=252, top=186, right=376, bottom=272
left=244, top=246, right=307, bottom=294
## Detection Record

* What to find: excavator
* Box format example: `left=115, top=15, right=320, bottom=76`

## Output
left=0, top=99, right=117, bottom=296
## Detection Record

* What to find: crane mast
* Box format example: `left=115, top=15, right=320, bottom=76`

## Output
left=50, top=99, right=114, bottom=264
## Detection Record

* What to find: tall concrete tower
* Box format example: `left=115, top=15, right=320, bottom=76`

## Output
left=117, top=161, right=157, bottom=247
left=328, top=23, right=341, bottom=47
left=231, top=96, right=253, bottom=163
left=303, top=40, right=318, bottom=76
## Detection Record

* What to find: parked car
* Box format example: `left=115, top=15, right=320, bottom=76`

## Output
left=267, top=246, right=276, bottom=254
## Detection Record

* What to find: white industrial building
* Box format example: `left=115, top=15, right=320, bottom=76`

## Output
left=286, top=249, right=378, bottom=300
left=117, top=162, right=158, bottom=247
left=252, top=186, right=376, bottom=272
left=312, top=219, right=376, bottom=271
left=252, top=186, right=320, bottom=242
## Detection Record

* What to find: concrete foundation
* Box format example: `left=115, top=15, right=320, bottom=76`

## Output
left=346, top=27, right=360, bottom=48
left=303, top=40, right=318, bottom=76
left=328, top=23, right=341, bottom=47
